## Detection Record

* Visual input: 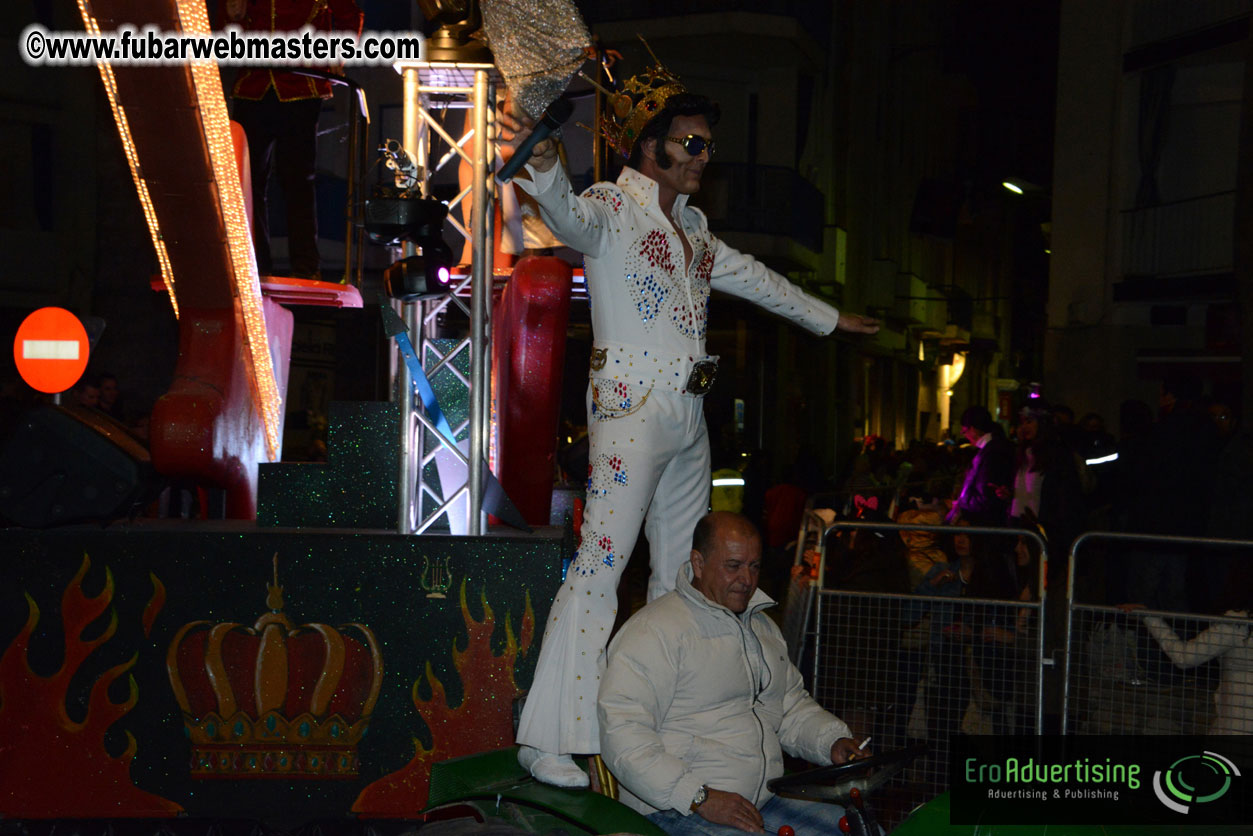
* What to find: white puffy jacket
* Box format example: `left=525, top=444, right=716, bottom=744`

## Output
left=598, top=563, right=851, bottom=817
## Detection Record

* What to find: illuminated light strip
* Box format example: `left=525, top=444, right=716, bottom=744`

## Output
left=712, top=477, right=745, bottom=487
left=76, top=0, right=179, bottom=318
left=1085, top=452, right=1119, bottom=466
left=176, top=0, right=282, bottom=460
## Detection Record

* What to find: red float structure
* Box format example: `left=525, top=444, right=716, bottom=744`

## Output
left=492, top=256, right=573, bottom=526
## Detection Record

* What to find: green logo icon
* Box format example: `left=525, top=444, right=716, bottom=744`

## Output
left=1153, top=751, right=1240, bottom=814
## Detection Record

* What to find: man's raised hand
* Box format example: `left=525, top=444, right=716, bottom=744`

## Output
left=498, top=99, right=559, bottom=174
left=694, top=787, right=765, bottom=833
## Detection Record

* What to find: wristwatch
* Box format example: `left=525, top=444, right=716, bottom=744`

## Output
left=690, top=784, right=709, bottom=811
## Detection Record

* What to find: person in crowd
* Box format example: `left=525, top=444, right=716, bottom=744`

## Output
left=965, top=530, right=1038, bottom=735
left=892, top=513, right=969, bottom=750
left=1075, top=411, right=1117, bottom=530
left=1106, top=399, right=1157, bottom=603
left=947, top=405, right=1013, bottom=527
left=1050, top=402, right=1088, bottom=463
left=1146, top=373, right=1222, bottom=538
left=598, top=512, right=868, bottom=835
left=96, top=372, right=124, bottom=421
left=1207, top=403, right=1253, bottom=574
left=1206, top=400, right=1237, bottom=441
left=75, top=380, right=101, bottom=410
left=1120, top=563, right=1253, bottom=734
left=501, top=59, right=878, bottom=785
left=761, top=463, right=810, bottom=600
left=825, top=493, right=906, bottom=592
left=1079, top=412, right=1116, bottom=451
left=899, top=508, right=948, bottom=589
left=1124, top=375, right=1224, bottom=612
left=996, top=402, right=1083, bottom=584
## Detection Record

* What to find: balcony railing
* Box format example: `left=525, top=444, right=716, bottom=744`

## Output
left=1128, top=0, right=1251, bottom=51
left=693, top=163, right=824, bottom=253
left=1120, top=190, right=1234, bottom=279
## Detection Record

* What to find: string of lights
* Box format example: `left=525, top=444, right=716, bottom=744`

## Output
left=76, top=0, right=180, bottom=318
left=176, top=0, right=283, bottom=460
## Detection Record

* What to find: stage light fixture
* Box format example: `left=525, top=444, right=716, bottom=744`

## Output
left=383, top=246, right=455, bottom=301
left=365, top=196, right=455, bottom=301
left=416, top=0, right=493, bottom=63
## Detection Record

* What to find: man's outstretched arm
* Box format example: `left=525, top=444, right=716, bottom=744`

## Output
left=706, top=237, right=879, bottom=337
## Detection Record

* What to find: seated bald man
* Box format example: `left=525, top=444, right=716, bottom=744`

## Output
left=598, top=512, right=866, bottom=835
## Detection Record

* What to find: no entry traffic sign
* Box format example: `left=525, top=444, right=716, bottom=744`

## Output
left=13, top=307, right=90, bottom=394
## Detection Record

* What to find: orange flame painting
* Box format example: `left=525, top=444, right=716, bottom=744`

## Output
left=0, top=555, right=182, bottom=817
left=352, top=580, right=534, bottom=815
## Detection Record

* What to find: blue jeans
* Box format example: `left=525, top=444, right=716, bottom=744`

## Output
left=648, top=794, right=851, bottom=836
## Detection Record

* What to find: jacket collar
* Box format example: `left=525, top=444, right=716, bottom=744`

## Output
left=676, top=561, right=774, bottom=622
left=617, top=166, right=691, bottom=225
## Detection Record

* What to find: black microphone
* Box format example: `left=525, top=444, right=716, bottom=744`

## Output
left=497, top=96, right=575, bottom=183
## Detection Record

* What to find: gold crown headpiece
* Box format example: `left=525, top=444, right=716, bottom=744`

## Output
left=598, top=39, right=687, bottom=159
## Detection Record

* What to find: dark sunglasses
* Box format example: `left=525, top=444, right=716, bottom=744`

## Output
left=666, top=134, right=716, bottom=157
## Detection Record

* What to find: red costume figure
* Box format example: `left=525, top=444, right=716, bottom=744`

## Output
left=227, top=0, right=363, bottom=280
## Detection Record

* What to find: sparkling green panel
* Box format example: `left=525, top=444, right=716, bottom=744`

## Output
left=258, top=401, right=399, bottom=529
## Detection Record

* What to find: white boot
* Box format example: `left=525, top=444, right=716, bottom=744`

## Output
left=517, top=745, right=590, bottom=788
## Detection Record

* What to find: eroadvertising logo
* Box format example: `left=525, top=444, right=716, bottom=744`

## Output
left=950, top=736, right=1252, bottom=826
left=1152, top=750, right=1240, bottom=814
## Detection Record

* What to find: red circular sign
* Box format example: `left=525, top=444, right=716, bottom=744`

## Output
left=13, top=307, right=90, bottom=394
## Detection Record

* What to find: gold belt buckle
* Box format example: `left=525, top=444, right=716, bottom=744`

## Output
left=685, top=360, right=718, bottom=395
left=590, top=347, right=608, bottom=371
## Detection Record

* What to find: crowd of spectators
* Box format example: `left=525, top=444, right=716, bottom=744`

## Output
left=749, top=376, right=1240, bottom=613
left=743, top=379, right=1247, bottom=747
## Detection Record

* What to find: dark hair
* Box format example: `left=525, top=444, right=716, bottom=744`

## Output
left=1163, top=371, right=1203, bottom=404
left=1015, top=407, right=1064, bottom=473
left=959, top=405, right=995, bottom=433
left=627, top=92, right=721, bottom=171
left=1050, top=403, right=1074, bottom=423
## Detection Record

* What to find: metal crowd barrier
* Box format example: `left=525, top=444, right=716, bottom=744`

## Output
left=786, top=520, right=1048, bottom=825
left=1062, top=531, right=1253, bottom=736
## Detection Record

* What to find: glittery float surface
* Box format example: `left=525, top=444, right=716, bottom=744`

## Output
left=479, top=0, right=591, bottom=118
left=0, top=522, right=565, bottom=822
left=258, top=401, right=399, bottom=529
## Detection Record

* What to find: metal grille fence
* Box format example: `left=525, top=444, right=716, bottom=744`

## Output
left=789, top=522, right=1253, bottom=826
left=1062, top=531, right=1253, bottom=737
left=794, top=520, right=1047, bottom=826
left=1063, top=605, right=1251, bottom=735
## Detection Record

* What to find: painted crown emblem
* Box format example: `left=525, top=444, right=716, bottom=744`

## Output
left=166, top=556, right=383, bottom=779
left=601, top=62, right=687, bottom=159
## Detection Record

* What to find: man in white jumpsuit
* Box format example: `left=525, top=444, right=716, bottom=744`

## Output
left=506, top=64, right=880, bottom=787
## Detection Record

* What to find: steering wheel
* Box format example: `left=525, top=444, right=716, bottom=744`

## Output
left=766, top=743, right=927, bottom=805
